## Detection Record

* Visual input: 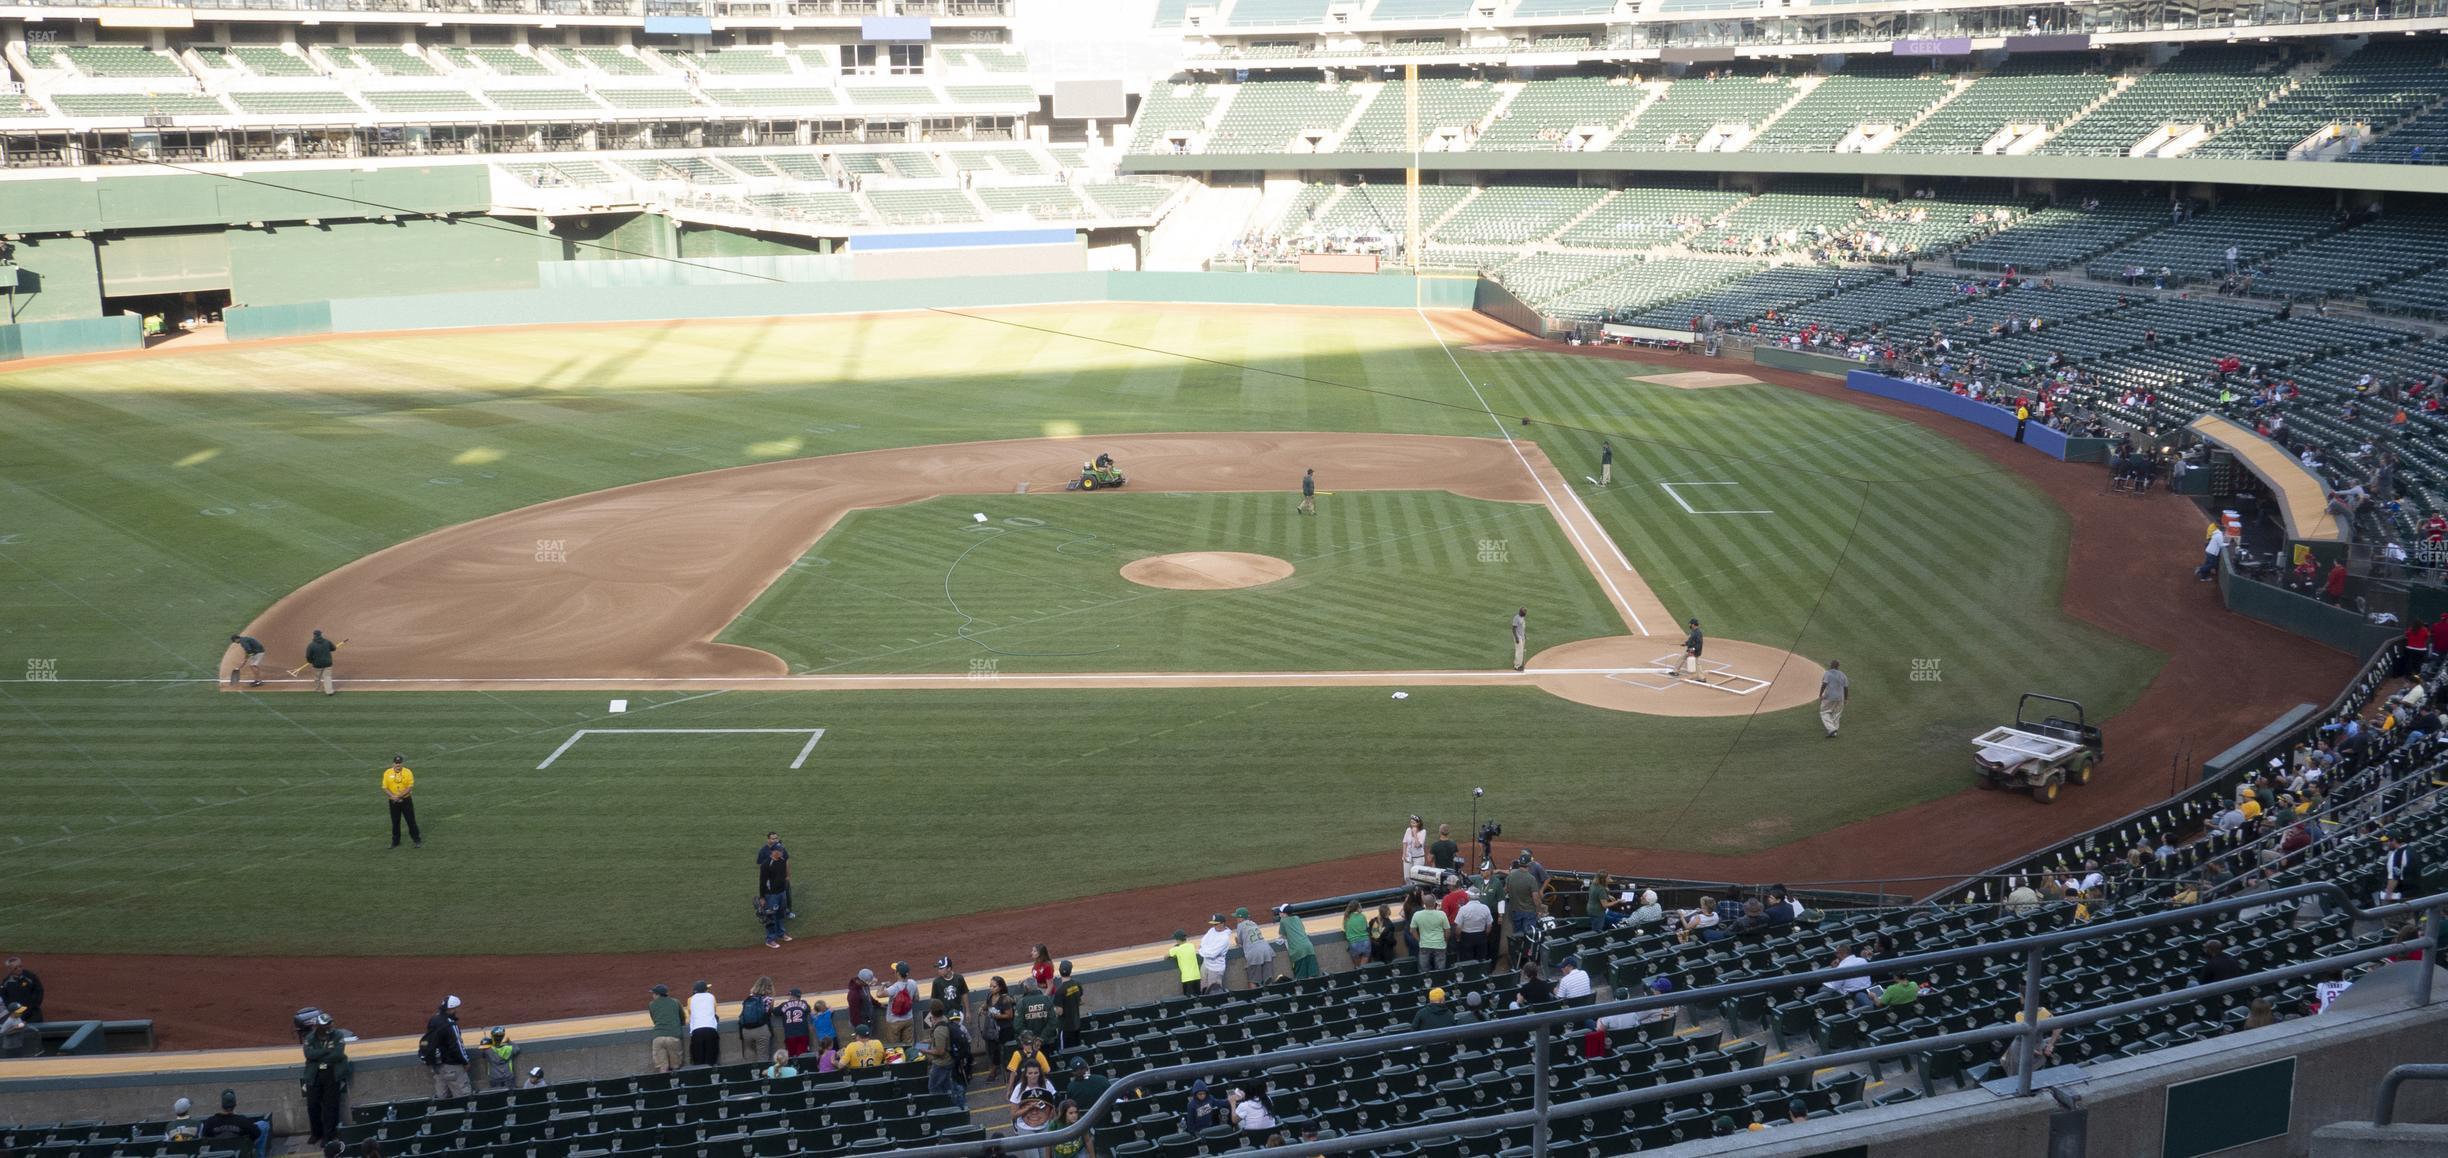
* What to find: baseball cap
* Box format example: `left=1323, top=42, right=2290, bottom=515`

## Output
left=1648, top=977, right=1675, bottom=994
left=1173, top=929, right=1188, bottom=941
left=693, top=980, right=710, bottom=993
left=1233, top=907, right=1250, bottom=919
left=892, top=961, right=910, bottom=976
left=651, top=984, right=669, bottom=996
left=788, top=987, right=802, bottom=997
left=220, top=1090, right=238, bottom=1111
left=173, top=1098, right=192, bottom=1116
left=1058, top=960, right=1073, bottom=975
left=1463, top=992, right=1484, bottom=1009
left=444, top=995, right=462, bottom=1010
left=1274, top=904, right=1289, bottom=915
left=854, top=1024, right=873, bottom=1036
left=1210, top=913, right=1226, bottom=924
left=937, top=956, right=952, bottom=970
left=528, top=1066, right=544, bottom=1079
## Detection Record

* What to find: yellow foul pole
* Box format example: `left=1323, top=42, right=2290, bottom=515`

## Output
left=1405, top=62, right=1420, bottom=275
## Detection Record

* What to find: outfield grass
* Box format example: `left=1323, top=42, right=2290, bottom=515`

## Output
left=722, top=492, right=1622, bottom=674
left=0, top=307, right=2164, bottom=955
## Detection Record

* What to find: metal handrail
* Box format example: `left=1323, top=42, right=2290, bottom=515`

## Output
left=884, top=881, right=2448, bottom=1158
left=2371, top=1063, right=2448, bottom=1127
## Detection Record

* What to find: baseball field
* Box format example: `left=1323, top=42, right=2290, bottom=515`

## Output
left=1, top=304, right=2177, bottom=994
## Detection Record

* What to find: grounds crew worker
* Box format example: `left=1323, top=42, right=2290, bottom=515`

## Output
left=305, top=629, right=338, bottom=695
left=1511, top=608, right=1528, bottom=672
left=228, top=634, right=266, bottom=687
left=299, top=1011, right=351, bottom=1147
left=383, top=755, right=423, bottom=849
left=1297, top=469, right=1316, bottom=516
left=1599, top=441, right=1613, bottom=486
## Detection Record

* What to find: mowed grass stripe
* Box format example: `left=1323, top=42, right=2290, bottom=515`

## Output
left=719, top=492, right=1620, bottom=674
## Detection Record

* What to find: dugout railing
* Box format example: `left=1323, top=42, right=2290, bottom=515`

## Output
left=874, top=880, right=2448, bottom=1158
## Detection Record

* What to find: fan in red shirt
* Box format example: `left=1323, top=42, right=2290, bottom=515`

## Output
left=2406, top=622, right=2433, bottom=677
left=2325, top=562, right=2349, bottom=603
left=2424, top=514, right=2447, bottom=543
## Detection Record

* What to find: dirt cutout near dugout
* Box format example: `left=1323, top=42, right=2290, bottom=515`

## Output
left=1638, top=370, right=1761, bottom=390
left=1120, top=551, right=1296, bottom=591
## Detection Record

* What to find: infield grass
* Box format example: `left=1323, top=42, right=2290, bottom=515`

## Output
left=0, top=305, right=2165, bottom=955
left=722, top=491, right=1621, bottom=674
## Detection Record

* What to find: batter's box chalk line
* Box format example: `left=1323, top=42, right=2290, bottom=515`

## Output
left=1659, top=481, right=1774, bottom=516
left=535, top=727, right=827, bottom=770
left=1606, top=656, right=1771, bottom=696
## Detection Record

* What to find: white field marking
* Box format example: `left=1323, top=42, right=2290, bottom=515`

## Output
left=1416, top=310, right=1650, bottom=636
left=534, top=727, right=827, bottom=770
left=1659, top=481, right=1774, bottom=516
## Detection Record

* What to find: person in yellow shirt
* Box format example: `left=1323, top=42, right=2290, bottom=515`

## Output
left=1167, top=930, right=1200, bottom=998
left=382, top=755, right=423, bottom=850
left=838, top=1024, right=885, bottom=1069
left=2238, top=788, right=2264, bottom=824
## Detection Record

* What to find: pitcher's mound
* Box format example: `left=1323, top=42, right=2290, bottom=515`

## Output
left=1121, top=552, right=1295, bottom=591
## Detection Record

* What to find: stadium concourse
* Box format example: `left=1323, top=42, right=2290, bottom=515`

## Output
left=16, top=315, right=2353, bottom=1050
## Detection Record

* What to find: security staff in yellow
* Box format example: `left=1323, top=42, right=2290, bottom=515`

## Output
left=383, top=755, right=424, bottom=850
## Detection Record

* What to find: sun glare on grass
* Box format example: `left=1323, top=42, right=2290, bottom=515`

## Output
left=746, top=437, right=804, bottom=458
left=173, top=448, right=221, bottom=467
left=452, top=447, right=506, bottom=466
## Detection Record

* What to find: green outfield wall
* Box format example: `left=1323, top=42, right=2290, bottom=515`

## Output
left=0, top=313, right=144, bottom=361
left=218, top=269, right=1477, bottom=341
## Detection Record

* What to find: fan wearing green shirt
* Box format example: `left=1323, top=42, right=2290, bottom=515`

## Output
left=1411, top=903, right=1452, bottom=973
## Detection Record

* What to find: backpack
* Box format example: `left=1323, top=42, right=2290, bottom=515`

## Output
left=739, top=995, right=770, bottom=1029
left=889, top=984, right=914, bottom=1018
left=946, top=1019, right=974, bottom=1081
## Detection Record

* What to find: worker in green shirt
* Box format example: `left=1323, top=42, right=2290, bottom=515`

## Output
left=1167, top=930, right=1200, bottom=997
left=1275, top=905, right=1320, bottom=979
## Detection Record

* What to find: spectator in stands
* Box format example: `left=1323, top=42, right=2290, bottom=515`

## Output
left=1167, top=930, right=1200, bottom=995
left=1229, top=1086, right=1278, bottom=1142
left=843, top=968, right=877, bottom=1038
left=1454, top=991, right=1488, bottom=1025
left=1873, top=972, right=1920, bottom=1009
left=977, top=976, right=1014, bottom=1063
left=921, top=1002, right=957, bottom=1097
left=1824, top=944, right=1877, bottom=1009
left=421, top=996, right=472, bottom=1098
left=1004, top=1032, right=1052, bottom=1092
left=2200, top=940, right=2248, bottom=984
left=775, top=987, right=813, bottom=1059
left=878, top=964, right=918, bottom=1046
left=478, top=1025, right=520, bottom=1091
left=1185, top=1079, right=1223, bottom=1131
left=1234, top=908, right=1276, bottom=986
left=2, top=957, right=43, bottom=1023
left=1260, top=909, right=1313, bottom=987
left=1503, top=862, right=1545, bottom=947
left=166, top=1097, right=200, bottom=1142
left=1016, top=978, right=1056, bottom=1045
left=1009, top=1062, right=1059, bottom=1135
left=930, top=958, right=969, bottom=1018
left=1785, top=1098, right=1811, bottom=1125
left=1198, top=915, right=1234, bottom=993
left=1678, top=897, right=1723, bottom=942
left=1513, top=959, right=1555, bottom=1008
left=1413, top=987, right=1455, bottom=1032
left=811, top=1036, right=840, bottom=1073
left=1998, top=1006, right=2061, bottom=1076
left=1554, top=955, right=1594, bottom=1004
left=839, top=1024, right=884, bottom=1069
left=1412, top=897, right=1452, bottom=973
left=735, top=978, right=775, bottom=1065
left=1455, top=887, right=1495, bottom=963
left=1341, top=902, right=1372, bottom=968
left=200, top=1090, right=265, bottom=1158
left=2378, top=832, right=2420, bottom=903
left=647, top=985, right=685, bottom=1073
left=686, top=982, right=721, bottom=1067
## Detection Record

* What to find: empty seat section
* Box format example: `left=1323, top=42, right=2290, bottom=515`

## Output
left=1341, top=76, right=1500, bottom=150
left=1747, top=61, right=1950, bottom=152
left=1887, top=56, right=2111, bottom=153
left=1205, top=79, right=1361, bottom=152
left=1472, top=75, right=1649, bottom=151
left=1606, top=72, right=1794, bottom=151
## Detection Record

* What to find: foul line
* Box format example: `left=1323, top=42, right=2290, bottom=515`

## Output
left=1659, top=481, right=1774, bottom=516
left=535, top=727, right=827, bottom=770
left=1416, top=309, right=1652, bottom=636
